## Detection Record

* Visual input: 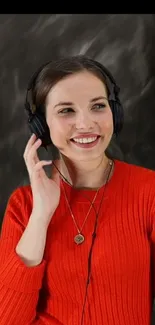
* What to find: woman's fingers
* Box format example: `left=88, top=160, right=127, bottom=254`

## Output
left=23, top=134, right=41, bottom=176
left=23, top=134, right=37, bottom=160
left=31, top=160, right=52, bottom=181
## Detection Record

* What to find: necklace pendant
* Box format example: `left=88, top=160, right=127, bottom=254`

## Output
left=74, top=234, right=85, bottom=245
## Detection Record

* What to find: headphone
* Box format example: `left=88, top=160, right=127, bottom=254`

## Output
left=24, top=59, right=124, bottom=150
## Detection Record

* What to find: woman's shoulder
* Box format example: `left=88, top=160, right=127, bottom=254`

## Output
left=6, top=184, right=33, bottom=218
left=9, top=184, right=32, bottom=203
left=2, top=185, right=33, bottom=231
left=114, top=158, right=155, bottom=186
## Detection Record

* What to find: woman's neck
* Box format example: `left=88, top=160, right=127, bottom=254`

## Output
left=59, top=154, right=113, bottom=189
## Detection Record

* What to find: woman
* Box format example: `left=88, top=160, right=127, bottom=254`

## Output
left=0, top=55, right=155, bottom=325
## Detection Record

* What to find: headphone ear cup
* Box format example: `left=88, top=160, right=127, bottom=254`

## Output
left=109, top=100, right=124, bottom=136
left=28, top=112, right=52, bottom=147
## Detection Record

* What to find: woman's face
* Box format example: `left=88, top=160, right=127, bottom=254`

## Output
left=46, top=70, right=114, bottom=163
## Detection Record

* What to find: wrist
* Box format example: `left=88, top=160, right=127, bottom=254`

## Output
left=29, top=211, right=50, bottom=229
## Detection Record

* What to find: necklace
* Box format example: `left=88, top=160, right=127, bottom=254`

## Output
left=61, top=159, right=113, bottom=245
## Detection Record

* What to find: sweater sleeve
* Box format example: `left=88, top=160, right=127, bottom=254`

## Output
left=0, top=187, right=48, bottom=325
left=150, top=221, right=155, bottom=300
left=150, top=183, right=155, bottom=301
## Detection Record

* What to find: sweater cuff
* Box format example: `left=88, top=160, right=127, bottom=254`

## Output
left=0, top=249, right=47, bottom=293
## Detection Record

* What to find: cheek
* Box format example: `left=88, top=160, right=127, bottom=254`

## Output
left=99, top=110, right=113, bottom=133
left=48, top=118, right=70, bottom=143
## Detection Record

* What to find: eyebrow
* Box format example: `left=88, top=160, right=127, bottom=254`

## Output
left=54, top=96, right=108, bottom=108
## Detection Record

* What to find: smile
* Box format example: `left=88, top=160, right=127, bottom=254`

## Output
left=71, top=136, right=100, bottom=148
left=73, top=136, right=97, bottom=143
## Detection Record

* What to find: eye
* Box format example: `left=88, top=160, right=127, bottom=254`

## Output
left=58, top=108, right=74, bottom=114
left=93, top=103, right=106, bottom=110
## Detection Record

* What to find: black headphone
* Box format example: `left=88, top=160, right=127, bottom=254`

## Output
left=24, top=59, right=124, bottom=150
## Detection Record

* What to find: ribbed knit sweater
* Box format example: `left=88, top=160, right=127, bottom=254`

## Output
left=0, top=159, right=155, bottom=325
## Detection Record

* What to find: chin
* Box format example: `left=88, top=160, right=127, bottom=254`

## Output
left=64, top=148, right=106, bottom=163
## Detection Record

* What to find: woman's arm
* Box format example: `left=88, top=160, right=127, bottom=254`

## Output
left=0, top=187, right=62, bottom=325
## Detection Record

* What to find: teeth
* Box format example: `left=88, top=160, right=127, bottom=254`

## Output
left=73, top=137, right=97, bottom=143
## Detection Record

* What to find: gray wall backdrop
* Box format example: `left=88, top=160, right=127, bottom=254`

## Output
left=0, top=14, right=155, bottom=322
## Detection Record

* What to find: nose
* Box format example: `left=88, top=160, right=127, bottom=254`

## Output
left=75, top=112, right=94, bottom=130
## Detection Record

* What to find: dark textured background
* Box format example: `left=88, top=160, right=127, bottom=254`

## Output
left=0, top=14, right=155, bottom=322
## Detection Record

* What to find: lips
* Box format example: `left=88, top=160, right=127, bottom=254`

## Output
left=71, top=135, right=100, bottom=144
left=70, top=135, right=101, bottom=148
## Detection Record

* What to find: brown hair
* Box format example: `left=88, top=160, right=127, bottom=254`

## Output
left=31, top=55, right=110, bottom=114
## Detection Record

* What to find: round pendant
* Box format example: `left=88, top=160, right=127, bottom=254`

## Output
left=74, top=234, right=85, bottom=245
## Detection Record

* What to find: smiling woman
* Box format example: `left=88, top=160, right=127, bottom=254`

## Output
left=0, top=55, right=155, bottom=325
left=45, top=70, right=113, bottom=182
left=24, top=56, right=123, bottom=189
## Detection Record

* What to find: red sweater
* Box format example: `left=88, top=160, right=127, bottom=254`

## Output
left=0, top=159, right=155, bottom=325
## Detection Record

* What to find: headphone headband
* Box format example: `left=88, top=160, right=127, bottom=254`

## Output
left=91, top=60, right=120, bottom=100
left=25, top=58, right=120, bottom=116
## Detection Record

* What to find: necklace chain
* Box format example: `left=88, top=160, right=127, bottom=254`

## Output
left=62, top=185, right=99, bottom=234
left=61, top=159, right=113, bottom=244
